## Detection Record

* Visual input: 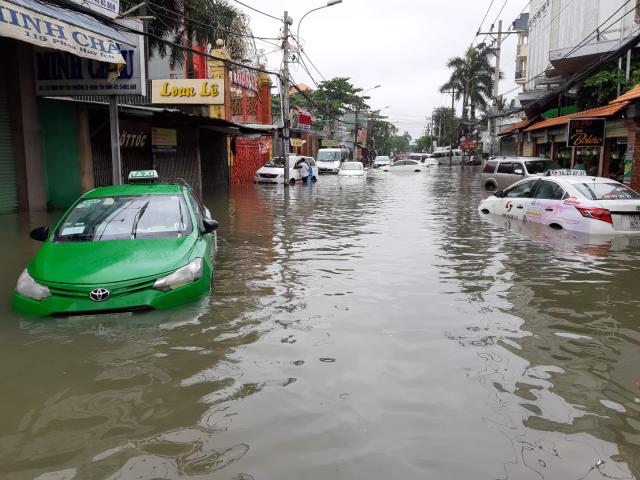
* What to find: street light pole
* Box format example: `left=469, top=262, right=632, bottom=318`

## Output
left=296, top=0, right=342, bottom=44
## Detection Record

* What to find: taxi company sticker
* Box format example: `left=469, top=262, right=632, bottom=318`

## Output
left=563, top=197, right=581, bottom=206
left=79, top=199, right=102, bottom=208
left=525, top=209, right=543, bottom=218
left=505, top=201, right=513, bottom=212
left=61, top=226, right=85, bottom=235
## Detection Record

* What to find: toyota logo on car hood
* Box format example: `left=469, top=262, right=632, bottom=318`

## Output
left=89, top=288, right=110, bottom=302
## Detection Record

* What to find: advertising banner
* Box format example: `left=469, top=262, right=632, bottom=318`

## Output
left=68, top=0, right=120, bottom=19
left=151, top=79, right=225, bottom=105
left=567, top=118, right=606, bottom=147
left=0, top=0, right=126, bottom=64
left=34, top=18, right=145, bottom=96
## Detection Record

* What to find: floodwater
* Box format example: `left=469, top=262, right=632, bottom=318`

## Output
left=1, top=168, right=639, bottom=480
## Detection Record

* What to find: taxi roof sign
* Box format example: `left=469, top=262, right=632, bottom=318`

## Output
left=128, top=170, right=159, bottom=182
left=546, top=169, right=587, bottom=176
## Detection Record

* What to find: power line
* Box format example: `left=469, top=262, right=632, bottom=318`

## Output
left=290, top=35, right=327, bottom=82
left=227, top=0, right=282, bottom=22
left=113, top=20, right=282, bottom=77
left=472, top=0, right=495, bottom=46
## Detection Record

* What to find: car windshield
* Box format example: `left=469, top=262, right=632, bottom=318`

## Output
left=341, top=163, right=363, bottom=170
left=54, top=194, right=193, bottom=242
left=318, top=151, right=340, bottom=162
left=525, top=160, right=561, bottom=174
left=264, top=157, right=286, bottom=168
left=574, top=182, right=640, bottom=201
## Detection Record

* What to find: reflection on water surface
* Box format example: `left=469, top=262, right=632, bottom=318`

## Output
left=0, top=169, right=639, bottom=479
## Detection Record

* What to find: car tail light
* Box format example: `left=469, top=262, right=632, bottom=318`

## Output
left=575, top=206, right=613, bottom=224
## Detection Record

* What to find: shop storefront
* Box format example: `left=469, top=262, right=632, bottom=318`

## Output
left=0, top=0, right=137, bottom=212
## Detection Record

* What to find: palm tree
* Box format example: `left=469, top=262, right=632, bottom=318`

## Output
left=440, top=45, right=496, bottom=120
left=121, top=0, right=249, bottom=76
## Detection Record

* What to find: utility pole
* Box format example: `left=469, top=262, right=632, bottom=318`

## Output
left=353, top=107, right=358, bottom=161
left=442, top=88, right=456, bottom=167
left=282, top=11, right=292, bottom=185
left=109, top=96, right=122, bottom=185
left=478, top=21, right=512, bottom=158
left=491, top=20, right=502, bottom=157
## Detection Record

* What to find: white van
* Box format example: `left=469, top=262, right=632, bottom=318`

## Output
left=433, top=148, right=463, bottom=166
left=317, top=148, right=350, bottom=174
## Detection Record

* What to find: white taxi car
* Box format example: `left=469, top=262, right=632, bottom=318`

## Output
left=338, top=161, right=366, bottom=176
left=381, top=159, right=428, bottom=173
left=254, top=156, right=318, bottom=185
left=478, top=170, right=640, bottom=234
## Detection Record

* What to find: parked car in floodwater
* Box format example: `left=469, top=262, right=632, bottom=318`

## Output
left=254, top=156, right=318, bottom=185
left=481, top=156, right=560, bottom=191
left=338, top=161, right=366, bottom=177
left=13, top=171, right=219, bottom=317
left=478, top=170, right=640, bottom=234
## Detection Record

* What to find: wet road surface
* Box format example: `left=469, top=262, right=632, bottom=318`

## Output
left=1, top=168, right=639, bottom=479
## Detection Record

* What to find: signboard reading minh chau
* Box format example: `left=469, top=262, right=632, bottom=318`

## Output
left=567, top=118, right=606, bottom=148
left=151, top=79, right=224, bottom=105
left=0, top=0, right=126, bottom=64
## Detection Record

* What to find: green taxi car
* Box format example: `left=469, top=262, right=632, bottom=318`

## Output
left=13, top=171, right=218, bottom=317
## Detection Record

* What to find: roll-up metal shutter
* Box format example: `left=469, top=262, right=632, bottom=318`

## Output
left=0, top=69, right=18, bottom=214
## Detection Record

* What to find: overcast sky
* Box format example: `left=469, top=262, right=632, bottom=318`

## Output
left=236, top=0, right=528, bottom=139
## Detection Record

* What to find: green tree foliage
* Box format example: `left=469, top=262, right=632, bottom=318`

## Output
left=440, top=44, right=495, bottom=120
left=415, top=134, right=435, bottom=153
left=120, top=0, right=248, bottom=72
left=370, top=113, right=397, bottom=156
left=311, top=77, right=370, bottom=122
left=432, top=107, right=461, bottom=147
left=576, top=60, right=640, bottom=109
left=390, top=132, right=412, bottom=155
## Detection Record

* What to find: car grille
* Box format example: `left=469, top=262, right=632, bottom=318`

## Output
left=259, top=173, right=278, bottom=179
left=44, top=278, right=157, bottom=299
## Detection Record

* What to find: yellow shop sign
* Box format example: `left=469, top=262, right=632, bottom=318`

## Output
left=151, top=79, right=224, bottom=105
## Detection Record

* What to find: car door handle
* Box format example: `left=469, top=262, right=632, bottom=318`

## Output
left=516, top=205, right=524, bottom=209
left=545, top=208, right=554, bottom=212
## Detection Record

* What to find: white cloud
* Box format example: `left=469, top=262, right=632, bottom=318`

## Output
left=238, top=0, right=527, bottom=138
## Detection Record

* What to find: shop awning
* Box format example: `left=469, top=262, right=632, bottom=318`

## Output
left=0, top=0, right=132, bottom=64
left=524, top=102, right=629, bottom=132
left=611, top=83, right=640, bottom=104
left=498, top=117, right=538, bottom=136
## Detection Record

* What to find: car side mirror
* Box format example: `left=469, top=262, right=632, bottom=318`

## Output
left=514, top=168, right=524, bottom=175
left=202, top=218, right=218, bottom=234
left=494, top=190, right=505, bottom=198
left=30, top=226, right=49, bottom=242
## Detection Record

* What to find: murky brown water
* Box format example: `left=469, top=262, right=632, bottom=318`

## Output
left=1, top=169, right=639, bottom=480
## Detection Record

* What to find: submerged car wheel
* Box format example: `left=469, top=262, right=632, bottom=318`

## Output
left=289, top=178, right=296, bottom=186
left=485, top=182, right=496, bottom=191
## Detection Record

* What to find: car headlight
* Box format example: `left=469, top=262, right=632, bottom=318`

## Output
left=277, top=174, right=283, bottom=178
left=153, top=258, right=203, bottom=292
left=15, top=269, right=51, bottom=301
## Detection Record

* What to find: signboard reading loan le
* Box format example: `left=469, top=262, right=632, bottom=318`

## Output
left=151, top=79, right=225, bottom=105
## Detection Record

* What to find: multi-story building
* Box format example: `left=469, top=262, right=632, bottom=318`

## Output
left=520, top=0, right=639, bottom=106
left=513, top=13, right=529, bottom=85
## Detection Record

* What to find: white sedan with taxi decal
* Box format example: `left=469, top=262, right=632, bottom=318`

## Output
left=478, top=170, right=640, bottom=234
